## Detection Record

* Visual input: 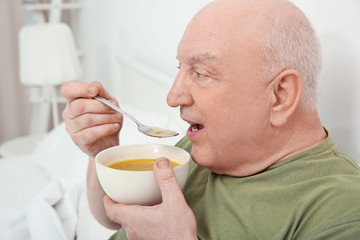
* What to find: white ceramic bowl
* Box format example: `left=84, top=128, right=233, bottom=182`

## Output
left=95, top=144, right=191, bottom=205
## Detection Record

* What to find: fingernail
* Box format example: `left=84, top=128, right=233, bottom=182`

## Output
left=113, top=123, right=120, bottom=129
left=89, top=87, right=97, bottom=96
left=157, top=158, right=170, bottom=169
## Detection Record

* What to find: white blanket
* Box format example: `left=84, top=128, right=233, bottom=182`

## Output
left=27, top=180, right=83, bottom=240
left=0, top=104, right=184, bottom=239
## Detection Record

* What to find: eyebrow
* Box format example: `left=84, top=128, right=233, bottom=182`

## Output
left=177, top=52, right=218, bottom=64
left=188, top=52, right=217, bottom=64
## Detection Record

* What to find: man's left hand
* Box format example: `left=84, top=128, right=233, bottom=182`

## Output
left=103, top=157, right=197, bottom=240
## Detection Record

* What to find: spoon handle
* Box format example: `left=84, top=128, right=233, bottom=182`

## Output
left=93, top=96, right=141, bottom=126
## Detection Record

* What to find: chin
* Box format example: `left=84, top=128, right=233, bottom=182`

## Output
left=190, top=147, right=207, bottom=166
left=190, top=145, right=245, bottom=176
left=190, top=147, right=220, bottom=172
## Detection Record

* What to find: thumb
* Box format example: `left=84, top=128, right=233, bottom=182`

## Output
left=154, top=157, right=185, bottom=203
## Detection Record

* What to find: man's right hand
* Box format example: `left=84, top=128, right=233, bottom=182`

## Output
left=61, top=81, right=123, bottom=158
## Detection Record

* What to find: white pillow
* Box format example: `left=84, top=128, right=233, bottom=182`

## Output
left=32, top=122, right=88, bottom=183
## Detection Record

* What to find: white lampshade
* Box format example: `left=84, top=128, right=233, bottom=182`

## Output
left=19, top=22, right=82, bottom=86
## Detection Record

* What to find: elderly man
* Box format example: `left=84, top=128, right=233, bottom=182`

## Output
left=61, top=0, right=360, bottom=239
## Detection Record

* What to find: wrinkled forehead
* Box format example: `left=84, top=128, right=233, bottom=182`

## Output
left=177, top=0, right=307, bottom=63
left=177, top=0, right=263, bottom=60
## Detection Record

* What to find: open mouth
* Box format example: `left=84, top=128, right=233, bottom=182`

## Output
left=190, top=123, right=204, bottom=132
left=181, top=113, right=205, bottom=138
left=187, top=123, right=205, bottom=138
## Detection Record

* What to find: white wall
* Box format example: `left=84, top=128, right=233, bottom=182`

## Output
left=80, top=0, right=360, bottom=161
left=81, top=0, right=211, bottom=90
left=291, top=0, right=360, bottom=161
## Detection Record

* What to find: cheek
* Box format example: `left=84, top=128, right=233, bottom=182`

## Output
left=190, top=84, right=271, bottom=168
left=205, top=91, right=271, bottom=146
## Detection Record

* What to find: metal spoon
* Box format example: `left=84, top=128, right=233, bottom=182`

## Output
left=93, top=96, right=179, bottom=138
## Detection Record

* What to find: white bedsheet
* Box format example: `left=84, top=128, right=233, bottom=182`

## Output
left=0, top=155, right=48, bottom=239
left=27, top=180, right=82, bottom=240
left=0, top=104, right=184, bottom=240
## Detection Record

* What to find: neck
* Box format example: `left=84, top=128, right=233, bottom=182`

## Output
left=228, top=110, right=327, bottom=177
left=270, top=110, right=327, bottom=165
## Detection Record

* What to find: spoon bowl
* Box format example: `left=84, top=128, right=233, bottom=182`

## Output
left=93, top=96, right=179, bottom=138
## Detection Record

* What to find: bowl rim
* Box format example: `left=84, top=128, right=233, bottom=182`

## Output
left=95, top=143, right=191, bottom=173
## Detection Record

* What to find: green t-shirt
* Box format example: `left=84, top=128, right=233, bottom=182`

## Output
left=110, top=136, right=360, bottom=239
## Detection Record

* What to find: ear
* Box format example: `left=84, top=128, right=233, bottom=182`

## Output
left=269, top=70, right=302, bottom=127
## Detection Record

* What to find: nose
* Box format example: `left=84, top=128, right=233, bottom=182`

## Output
left=167, top=71, right=193, bottom=108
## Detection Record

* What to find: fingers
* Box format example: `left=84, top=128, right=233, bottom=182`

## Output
left=63, top=98, right=118, bottom=119
left=62, top=81, right=120, bottom=121
left=103, top=177, right=198, bottom=239
left=69, top=120, right=121, bottom=144
left=61, top=81, right=116, bottom=102
left=154, top=157, right=185, bottom=204
left=61, top=81, right=96, bottom=102
left=103, top=165, right=197, bottom=239
left=61, top=81, right=122, bottom=157
left=62, top=80, right=122, bottom=132
left=103, top=195, right=122, bottom=223
left=65, top=110, right=122, bottom=132
left=103, top=195, right=141, bottom=225
left=103, top=158, right=185, bottom=223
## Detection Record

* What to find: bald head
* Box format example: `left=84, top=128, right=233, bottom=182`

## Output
left=188, top=0, right=307, bottom=40
left=182, top=0, right=321, bottom=111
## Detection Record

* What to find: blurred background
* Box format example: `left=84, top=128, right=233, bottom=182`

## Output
left=0, top=0, right=359, bottom=160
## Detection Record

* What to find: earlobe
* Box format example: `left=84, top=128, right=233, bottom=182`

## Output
left=270, top=70, right=302, bottom=127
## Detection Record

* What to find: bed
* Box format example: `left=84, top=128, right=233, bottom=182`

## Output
left=0, top=58, right=186, bottom=240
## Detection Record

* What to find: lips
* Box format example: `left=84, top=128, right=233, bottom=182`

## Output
left=180, top=111, right=205, bottom=139
left=187, top=123, right=204, bottom=138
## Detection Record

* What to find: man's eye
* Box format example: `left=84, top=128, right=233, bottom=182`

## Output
left=196, top=72, right=205, bottom=78
left=192, top=68, right=207, bottom=79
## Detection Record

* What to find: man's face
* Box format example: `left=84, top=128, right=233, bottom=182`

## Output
left=167, top=9, right=275, bottom=176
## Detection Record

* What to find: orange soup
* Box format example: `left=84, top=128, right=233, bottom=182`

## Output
left=108, top=158, right=180, bottom=171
